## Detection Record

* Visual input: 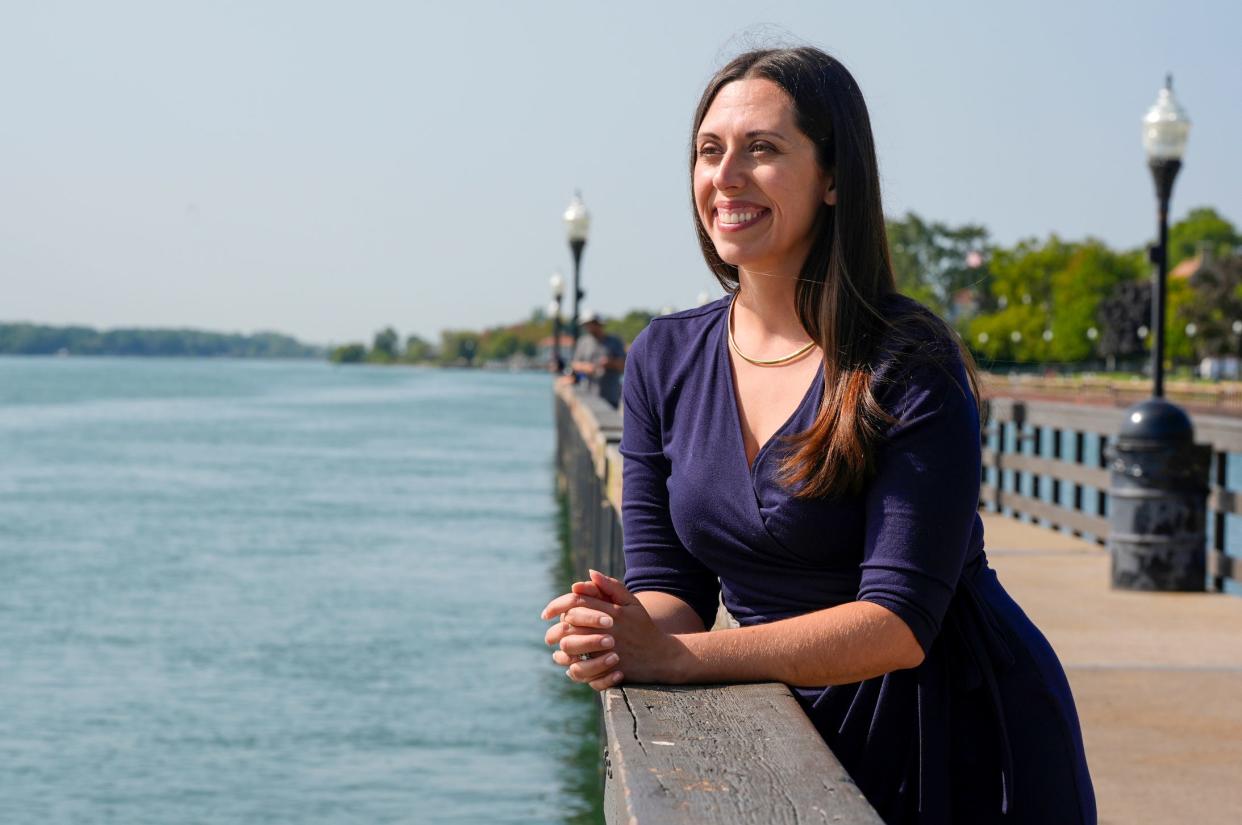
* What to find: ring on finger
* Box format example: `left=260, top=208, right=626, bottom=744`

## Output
left=577, top=653, right=592, bottom=662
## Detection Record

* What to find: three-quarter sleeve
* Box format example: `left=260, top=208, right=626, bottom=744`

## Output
left=619, top=331, right=721, bottom=631
left=856, top=345, right=981, bottom=654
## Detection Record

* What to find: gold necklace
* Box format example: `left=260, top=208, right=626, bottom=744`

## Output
left=727, top=294, right=817, bottom=367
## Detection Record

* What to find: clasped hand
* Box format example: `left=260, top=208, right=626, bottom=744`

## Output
left=540, top=569, right=673, bottom=692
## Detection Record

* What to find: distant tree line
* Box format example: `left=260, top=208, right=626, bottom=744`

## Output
left=887, top=206, right=1241, bottom=368
left=0, top=323, right=321, bottom=358
left=334, top=205, right=1240, bottom=372
left=330, top=308, right=656, bottom=367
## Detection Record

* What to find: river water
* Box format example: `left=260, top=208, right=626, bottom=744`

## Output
left=0, top=357, right=602, bottom=824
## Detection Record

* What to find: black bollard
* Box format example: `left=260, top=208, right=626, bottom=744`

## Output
left=1106, top=398, right=1211, bottom=591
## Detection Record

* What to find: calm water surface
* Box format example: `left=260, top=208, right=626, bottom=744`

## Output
left=0, top=357, right=601, bottom=824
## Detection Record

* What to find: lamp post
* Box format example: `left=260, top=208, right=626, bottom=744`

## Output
left=549, top=272, right=565, bottom=373
left=1106, top=74, right=1210, bottom=593
left=563, top=192, right=590, bottom=350
left=1142, top=74, right=1191, bottom=397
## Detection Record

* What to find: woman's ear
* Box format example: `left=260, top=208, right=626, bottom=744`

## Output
left=824, top=175, right=837, bottom=206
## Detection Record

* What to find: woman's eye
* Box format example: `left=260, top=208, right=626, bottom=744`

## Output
left=750, top=142, right=776, bottom=154
left=696, top=145, right=721, bottom=157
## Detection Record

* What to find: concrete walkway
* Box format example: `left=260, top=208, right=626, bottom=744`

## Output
left=982, top=513, right=1242, bottom=825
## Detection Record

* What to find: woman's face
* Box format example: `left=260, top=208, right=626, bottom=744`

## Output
left=694, top=77, right=835, bottom=278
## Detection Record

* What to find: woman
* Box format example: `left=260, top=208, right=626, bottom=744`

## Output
left=540, top=47, right=1096, bottom=824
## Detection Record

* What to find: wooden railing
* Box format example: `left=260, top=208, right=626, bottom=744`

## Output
left=554, top=382, right=882, bottom=824
left=982, top=396, right=1242, bottom=590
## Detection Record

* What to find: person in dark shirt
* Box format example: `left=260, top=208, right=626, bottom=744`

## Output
left=540, top=46, right=1095, bottom=824
left=568, top=310, right=626, bottom=408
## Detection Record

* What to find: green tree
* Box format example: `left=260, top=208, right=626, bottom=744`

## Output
left=330, top=343, right=367, bottom=363
left=370, top=327, right=399, bottom=363
left=1097, top=279, right=1149, bottom=367
left=403, top=334, right=435, bottom=363
left=438, top=331, right=480, bottom=366
left=1175, top=255, right=1242, bottom=359
left=963, top=235, right=1149, bottom=365
left=1049, top=242, right=1146, bottom=362
left=478, top=328, right=521, bottom=361
left=1168, top=207, right=1241, bottom=268
left=1164, top=277, right=1196, bottom=363
left=887, top=212, right=990, bottom=317
left=967, top=236, right=1074, bottom=362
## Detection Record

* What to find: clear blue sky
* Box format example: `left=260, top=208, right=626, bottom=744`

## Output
left=2, top=1, right=1237, bottom=345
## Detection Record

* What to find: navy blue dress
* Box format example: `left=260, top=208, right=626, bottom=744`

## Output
left=618, top=294, right=1096, bottom=824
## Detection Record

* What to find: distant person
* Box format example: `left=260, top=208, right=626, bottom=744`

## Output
left=568, top=310, right=626, bottom=408
left=541, top=46, right=1095, bottom=824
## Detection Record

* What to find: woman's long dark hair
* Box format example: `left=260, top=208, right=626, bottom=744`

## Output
left=690, top=47, right=980, bottom=498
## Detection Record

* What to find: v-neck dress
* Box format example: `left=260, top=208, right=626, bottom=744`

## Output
left=618, top=294, right=1096, bottom=825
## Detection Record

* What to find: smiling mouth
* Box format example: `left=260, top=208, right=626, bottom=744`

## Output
left=714, top=208, right=769, bottom=231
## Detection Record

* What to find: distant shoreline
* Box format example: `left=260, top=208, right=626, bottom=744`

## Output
left=0, top=352, right=557, bottom=374
left=0, top=352, right=319, bottom=360
left=0, top=322, right=323, bottom=359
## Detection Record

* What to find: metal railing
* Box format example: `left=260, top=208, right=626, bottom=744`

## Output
left=982, top=396, right=1241, bottom=590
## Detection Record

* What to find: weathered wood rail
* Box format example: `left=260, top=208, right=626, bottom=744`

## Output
left=983, top=397, right=1242, bottom=590
left=554, top=382, right=882, bottom=824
